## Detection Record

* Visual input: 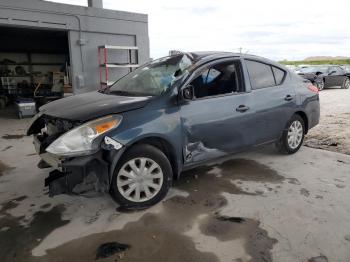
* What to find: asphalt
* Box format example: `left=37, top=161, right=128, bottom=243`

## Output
left=0, top=105, right=350, bottom=262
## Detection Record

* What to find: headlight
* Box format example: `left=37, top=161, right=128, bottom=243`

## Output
left=46, top=115, right=122, bottom=157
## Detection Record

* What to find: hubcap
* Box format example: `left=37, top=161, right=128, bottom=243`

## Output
left=287, top=120, right=303, bottom=149
left=117, top=158, right=163, bottom=202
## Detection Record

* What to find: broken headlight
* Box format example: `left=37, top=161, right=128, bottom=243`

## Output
left=46, top=115, right=122, bottom=157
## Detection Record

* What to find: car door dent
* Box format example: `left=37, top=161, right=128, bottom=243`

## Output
left=185, top=141, right=226, bottom=162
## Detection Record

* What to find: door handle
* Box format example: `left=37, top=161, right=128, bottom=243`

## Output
left=284, top=95, right=293, bottom=101
left=236, top=105, right=249, bottom=112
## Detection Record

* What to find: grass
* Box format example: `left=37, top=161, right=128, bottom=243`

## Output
left=279, top=59, right=350, bottom=66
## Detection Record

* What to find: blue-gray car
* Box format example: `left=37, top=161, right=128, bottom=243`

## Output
left=27, top=52, right=320, bottom=209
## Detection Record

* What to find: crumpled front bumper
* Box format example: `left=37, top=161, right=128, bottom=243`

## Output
left=34, top=135, right=124, bottom=197
left=44, top=153, right=110, bottom=197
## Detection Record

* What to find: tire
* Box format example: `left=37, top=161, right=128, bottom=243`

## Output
left=341, top=77, right=350, bottom=89
left=315, top=79, right=324, bottom=91
left=277, top=114, right=305, bottom=154
left=111, top=144, right=173, bottom=209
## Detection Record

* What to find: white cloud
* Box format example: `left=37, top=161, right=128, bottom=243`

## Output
left=47, top=0, right=350, bottom=61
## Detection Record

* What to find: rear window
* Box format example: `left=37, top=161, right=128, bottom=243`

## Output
left=272, top=66, right=285, bottom=85
left=246, top=60, right=286, bottom=89
left=246, top=60, right=275, bottom=89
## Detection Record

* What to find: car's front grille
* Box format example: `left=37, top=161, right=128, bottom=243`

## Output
left=34, top=115, right=79, bottom=153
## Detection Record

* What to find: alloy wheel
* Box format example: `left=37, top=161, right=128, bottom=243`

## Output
left=316, top=81, right=324, bottom=91
left=287, top=120, right=303, bottom=149
left=344, top=78, right=350, bottom=89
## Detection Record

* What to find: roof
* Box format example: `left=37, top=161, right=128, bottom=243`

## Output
left=188, top=51, right=267, bottom=61
left=185, top=51, right=289, bottom=71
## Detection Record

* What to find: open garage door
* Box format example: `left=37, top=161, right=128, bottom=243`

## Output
left=0, top=26, right=72, bottom=117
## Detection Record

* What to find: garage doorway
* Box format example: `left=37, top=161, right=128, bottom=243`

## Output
left=0, top=26, right=72, bottom=117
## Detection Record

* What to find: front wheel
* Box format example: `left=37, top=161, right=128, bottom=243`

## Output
left=341, top=77, right=350, bottom=89
left=277, top=114, right=305, bottom=154
left=315, top=79, right=324, bottom=91
left=111, top=144, right=173, bottom=209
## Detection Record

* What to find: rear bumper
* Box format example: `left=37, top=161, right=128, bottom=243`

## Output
left=304, top=96, right=320, bottom=131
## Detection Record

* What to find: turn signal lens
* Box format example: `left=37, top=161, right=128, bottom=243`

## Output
left=95, top=120, right=118, bottom=134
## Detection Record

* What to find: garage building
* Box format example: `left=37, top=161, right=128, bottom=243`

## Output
left=0, top=0, right=149, bottom=114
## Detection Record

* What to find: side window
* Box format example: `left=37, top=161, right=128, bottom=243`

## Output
left=246, top=60, right=275, bottom=89
left=205, top=68, right=221, bottom=84
left=272, top=66, right=285, bottom=85
left=336, top=66, right=343, bottom=73
left=190, top=61, right=242, bottom=99
left=329, top=67, right=337, bottom=73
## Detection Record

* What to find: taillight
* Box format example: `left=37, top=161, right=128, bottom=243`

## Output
left=307, top=84, right=319, bottom=94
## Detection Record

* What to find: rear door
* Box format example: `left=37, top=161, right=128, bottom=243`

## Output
left=180, top=59, right=257, bottom=164
left=244, top=59, right=296, bottom=143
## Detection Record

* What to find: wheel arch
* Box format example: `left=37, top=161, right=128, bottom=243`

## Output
left=123, top=135, right=181, bottom=180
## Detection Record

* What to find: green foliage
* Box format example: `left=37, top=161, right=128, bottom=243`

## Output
left=279, top=59, right=350, bottom=66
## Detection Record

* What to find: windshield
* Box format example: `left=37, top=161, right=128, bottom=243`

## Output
left=299, top=66, right=328, bottom=73
left=108, top=54, right=193, bottom=96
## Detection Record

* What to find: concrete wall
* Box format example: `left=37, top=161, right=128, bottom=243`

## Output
left=0, top=0, right=150, bottom=94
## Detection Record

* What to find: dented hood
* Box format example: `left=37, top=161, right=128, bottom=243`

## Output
left=39, top=91, right=151, bottom=121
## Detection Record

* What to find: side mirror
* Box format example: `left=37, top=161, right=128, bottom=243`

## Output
left=181, top=85, right=194, bottom=100
left=329, top=70, right=336, bottom=75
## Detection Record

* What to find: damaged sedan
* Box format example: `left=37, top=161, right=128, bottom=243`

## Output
left=27, top=52, right=320, bottom=209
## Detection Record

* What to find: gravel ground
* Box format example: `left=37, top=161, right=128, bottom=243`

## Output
left=304, top=87, right=350, bottom=155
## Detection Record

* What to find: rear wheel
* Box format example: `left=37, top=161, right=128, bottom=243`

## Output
left=111, top=144, right=173, bottom=209
left=278, top=114, right=305, bottom=154
left=341, top=77, right=350, bottom=89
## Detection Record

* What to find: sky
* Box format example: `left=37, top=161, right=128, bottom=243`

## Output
left=47, top=0, right=350, bottom=61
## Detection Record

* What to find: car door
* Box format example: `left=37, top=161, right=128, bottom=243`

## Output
left=325, top=66, right=344, bottom=87
left=244, top=59, right=297, bottom=143
left=180, top=59, right=257, bottom=164
left=334, top=66, right=347, bottom=86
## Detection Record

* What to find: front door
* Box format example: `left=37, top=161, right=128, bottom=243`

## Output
left=180, top=59, right=256, bottom=164
left=325, top=66, right=345, bottom=87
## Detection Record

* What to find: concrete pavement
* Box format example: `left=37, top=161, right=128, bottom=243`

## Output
left=0, top=107, right=350, bottom=262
